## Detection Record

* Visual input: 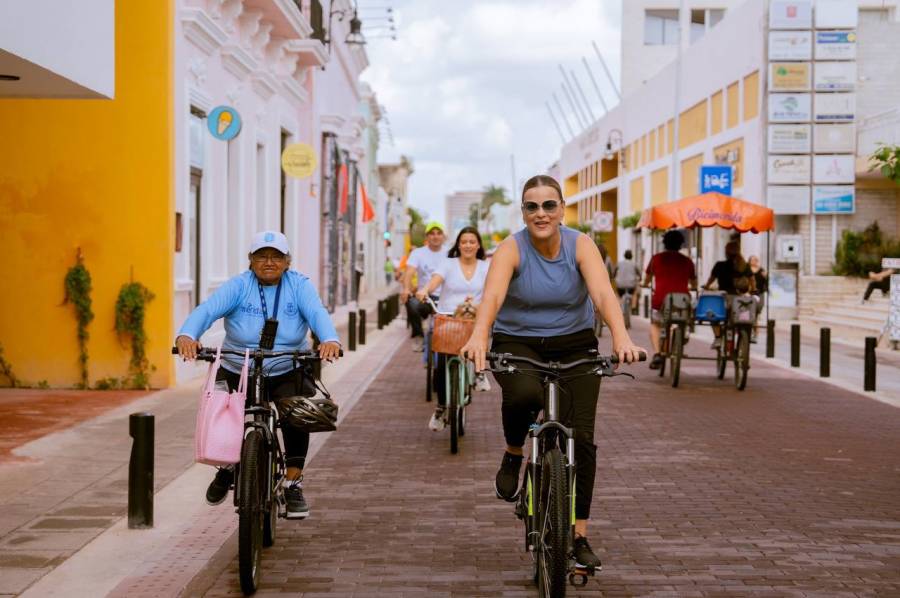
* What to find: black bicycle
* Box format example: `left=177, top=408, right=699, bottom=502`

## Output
left=486, top=350, right=645, bottom=597
left=173, top=346, right=329, bottom=595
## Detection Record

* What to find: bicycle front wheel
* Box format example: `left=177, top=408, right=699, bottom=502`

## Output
left=622, top=297, right=631, bottom=329
left=735, top=328, right=750, bottom=391
left=448, top=359, right=460, bottom=454
left=425, top=347, right=433, bottom=402
left=239, top=430, right=265, bottom=595
left=537, top=448, right=568, bottom=598
left=670, top=325, right=683, bottom=388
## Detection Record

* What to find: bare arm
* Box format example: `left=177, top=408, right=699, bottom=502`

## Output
left=416, top=273, right=444, bottom=300
left=400, top=265, right=417, bottom=303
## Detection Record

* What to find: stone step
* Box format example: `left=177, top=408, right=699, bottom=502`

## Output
left=814, top=306, right=888, bottom=325
left=801, top=314, right=885, bottom=344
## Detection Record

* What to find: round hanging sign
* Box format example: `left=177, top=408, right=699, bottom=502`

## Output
left=207, top=105, right=241, bottom=141
left=281, top=143, right=318, bottom=179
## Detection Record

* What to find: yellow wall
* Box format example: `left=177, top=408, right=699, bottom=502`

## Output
left=0, top=0, right=174, bottom=388
left=629, top=176, right=645, bottom=213
left=565, top=203, right=579, bottom=226
left=650, top=167, right=669, bottom=206
left=657, top=124, right=665, bottom=156
left=648, top=129, right=656, bottom=162
left=743, top=71, right=759, bottom=121
left=564, top=174, right=578, bottom=198
left=679, top=99, right=708, bottom=149
left=713, top=138, right=745, bottom=188
left=680, top=154, right=704, bottom=197
left=667, top=119, right=674, bottom=153
left=711, top=91, right=723, bottom=135
left=726, top=81, right=740, bottom=129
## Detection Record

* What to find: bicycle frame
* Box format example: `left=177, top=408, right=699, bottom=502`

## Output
left=443, top=355, right=474, bottom=409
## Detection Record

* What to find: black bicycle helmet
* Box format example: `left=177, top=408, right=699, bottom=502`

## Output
left=278, top=396, right=338, bottom=433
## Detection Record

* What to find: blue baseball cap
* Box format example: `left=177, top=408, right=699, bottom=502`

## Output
left=249, top=231, right=290, bottom=255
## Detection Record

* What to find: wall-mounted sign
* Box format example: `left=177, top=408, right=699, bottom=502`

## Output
left=813, top=124, right=856, bottom=153
left=813, top=155, right=855, bottom=184
left=768, top=124, right=811, bottom=154
left=699, top=165, right=733, bottom=196
left=813, top=185, right=855, bottom=214
left=815, top=0, right=859, bottom=29
left=815, top=31, right=856, bottom=60
left=591, top=211, right=614, bottom=232
left=768, top=185, right=810, bottom=215
left=814, top=92, right=855, bottom=122
left=814, top=62, right=856, bottom=91
left=770, top=270, right=798, bottom=307
left=207, top=105, right=242, bottom=141
left=768, top=155, right=811, bottom=184
left=769, top=0, right=812, bottom=29
left=280, top=143, right=318, bottom=179
left=769, top=62, right=811, bottom=91
left=769, top=93, right=812, bottom=122
left=768, top=31, right=812, bottom=60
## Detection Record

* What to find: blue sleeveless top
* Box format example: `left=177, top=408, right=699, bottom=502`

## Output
left=494, top=226, right=595, bottom=337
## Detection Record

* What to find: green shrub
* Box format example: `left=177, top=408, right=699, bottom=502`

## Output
left=833, top=222, right=900, bottom=277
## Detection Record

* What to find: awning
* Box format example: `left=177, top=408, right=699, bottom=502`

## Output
left=636, top=192, right=774, bottom=233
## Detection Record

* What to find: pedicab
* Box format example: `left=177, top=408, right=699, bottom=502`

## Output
left=636, top=192, right=774, bottom=390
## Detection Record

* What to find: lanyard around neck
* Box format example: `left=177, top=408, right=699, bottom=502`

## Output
left=257, top=277, right=283, bottom=321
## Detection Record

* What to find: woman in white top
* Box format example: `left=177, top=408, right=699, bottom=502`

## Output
left=416, top=226, right=490, bottom=430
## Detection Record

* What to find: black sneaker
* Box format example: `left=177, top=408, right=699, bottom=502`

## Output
left=494, top=452, right=523, bottom=502
left=285, top=479, right=310, bottom=519
left=573, top=536, right=602, bottom=571
left=206, top=467, right=234, bottom=506
left=648, top=353, right=664, bottom=370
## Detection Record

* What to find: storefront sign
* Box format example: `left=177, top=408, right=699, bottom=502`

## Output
left=812, top=185, right=855, bottom=214
left=769, top=93, right=811, bottom=122
left=280, top=143, right=318, bottom=179
left=770, top=62, right=811, bottom=91
left=770, top=270, right=798, bottom=307
left=813, top=155, right=855, bottom=184
left=768, top=31, right=812, bottom=60
left=769, top=0, right=812, bottom=29
left=815, top=0, right=859, bottom=29
left=768, top=124, right=811, bottom=153
left=814, top=62, right=856, bottom=91
left=768, top=185, right=810, bottom=215
left=813, top=124, right=856, bottom=153
left=814, top=93, right=855, bottom=122
left=699, top=165, right=733, bottom=195
left=815, top=31, right=856, bottom=60
left=767, top=155, right=811, bottom=184
left=207, top=105, right=242, bottom=141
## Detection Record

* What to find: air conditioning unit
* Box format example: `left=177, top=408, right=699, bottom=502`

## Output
left=776, top=234, right=803, bottom=263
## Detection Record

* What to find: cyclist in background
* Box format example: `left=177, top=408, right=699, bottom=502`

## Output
left=401, top=222, right=447, bottom=350
left=175, top=231, right=341, bottom=519
left=614, top=249, right=641, bottom=313
left=462, top=175, right=644, bottom=571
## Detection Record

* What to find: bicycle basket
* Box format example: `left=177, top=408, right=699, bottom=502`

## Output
left=277, top=396, right=338, bottom=433
left=729, top=295, right=758, bottom=326
left=662, top=292, right=692, bottom=323
left=431, top=314, right=475, bottom=355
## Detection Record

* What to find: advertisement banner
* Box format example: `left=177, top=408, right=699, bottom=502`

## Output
left=812, top=185, right=855, bottom=214
left=769, top=0, right=813, bottom=29
left=767, top=185, right=810, bottom=215
left=815, top=0, right=859, bottom=29
left=768, top=31, right=812, bottom=60
left=767, top=156, right=811, bottom=184
left=768, top=124, right=811, bottom=153
left=814, top=62, right=856, bottom=91
left=814, top=92, right=855, bottom=122
left=813, top=124, right=856, bottom=153
left=815, top=31, right=857, bottom=60
left=769, top=93, right=812, bottom=122
left=769, top=62, right=811, bottom=91
left=813, top=155, right=855, bottom=184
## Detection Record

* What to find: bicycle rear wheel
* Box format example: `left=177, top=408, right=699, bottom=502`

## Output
left=448, top=360, right=460, bottom=454
left=735, top=328, right=750, bottom=391
left=670, top=325, right=683, bottom=388
left=263, top=449, right=277, bottom=548
left=239, top=430, right=265, bottom=595
left=537, top=448, right=568, bottom=598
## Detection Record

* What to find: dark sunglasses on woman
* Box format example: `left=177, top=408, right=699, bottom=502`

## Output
left=522, top=200, right=561, bottom=215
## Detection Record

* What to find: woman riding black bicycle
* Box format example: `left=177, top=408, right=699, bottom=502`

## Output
left=462, top=175, right=644, bottom=571
left=175, top=231, right=341, bottom=519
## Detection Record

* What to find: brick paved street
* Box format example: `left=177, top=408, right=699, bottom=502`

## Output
left=194, top=320, right=900, bottom=597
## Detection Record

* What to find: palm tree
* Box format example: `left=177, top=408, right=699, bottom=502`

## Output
left=475, top=184, right=510, bottom=234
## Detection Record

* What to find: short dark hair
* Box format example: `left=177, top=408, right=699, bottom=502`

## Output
left=521, top=175, right=563, bottom=203
left=663, top=230, right=684, bottom=250
left=624, top=249, right=633, bottom=260
left=447, top=226, right=486, bottom=260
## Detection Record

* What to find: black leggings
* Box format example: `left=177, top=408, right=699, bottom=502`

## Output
left=864, top=278, right=890, bottom=301
left=491, top=328, right=601, bottom=520
left=216, top=366, right=313, bottom=469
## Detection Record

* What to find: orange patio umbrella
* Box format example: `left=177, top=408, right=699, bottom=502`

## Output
left=636, top=192, right=774, bottom=233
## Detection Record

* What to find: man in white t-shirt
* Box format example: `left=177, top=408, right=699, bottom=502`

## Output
left=401, top=221, right=446, bottom=345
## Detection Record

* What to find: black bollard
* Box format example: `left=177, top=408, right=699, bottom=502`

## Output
left=348, top=311, right=357, bottom=351
left=766, top=320, right=775, bottom=358
left=820, top=327, right=830, bottom=378
left=790, top=324, right=800, bottom=367
left=128, top=413, right=154, bottom=529
left=377, top=300, right=384, bottom=329
left=643, top=295, right=649, bottom=319
left=359, top=309, right=366, bottom=345
left=864, top=336, right=876, bottom=391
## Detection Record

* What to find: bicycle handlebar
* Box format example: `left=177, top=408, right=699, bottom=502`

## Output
left=171, top=346, right=338, bottom=362
left=486, top=350, right=647, bottom=372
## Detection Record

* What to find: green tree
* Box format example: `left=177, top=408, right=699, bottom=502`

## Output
left=470, top=184, right=511, bottom=232
left=408, top=206, right=426, bottom=247
left=869, top=144, right=900, bottom=184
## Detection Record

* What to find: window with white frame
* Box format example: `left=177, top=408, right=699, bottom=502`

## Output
left=690, top=8, right=726, bottom=43
left=645, top=9, right=679, bottom=45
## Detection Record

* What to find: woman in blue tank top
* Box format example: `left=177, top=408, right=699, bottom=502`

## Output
left=462, top=175, right=644, bottom=570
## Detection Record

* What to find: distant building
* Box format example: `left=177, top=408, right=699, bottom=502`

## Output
left=445, top=191, right=484, bottom=238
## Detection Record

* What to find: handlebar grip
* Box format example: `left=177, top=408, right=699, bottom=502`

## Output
left=609, top=351, right=648, bottom=364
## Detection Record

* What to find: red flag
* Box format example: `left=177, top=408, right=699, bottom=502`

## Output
left=360, top=181, right=375, bottom=222
left=338, top=163, right=349, bottom=215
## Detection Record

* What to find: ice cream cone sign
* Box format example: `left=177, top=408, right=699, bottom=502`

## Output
left=207, top=105, right=241, bottom=141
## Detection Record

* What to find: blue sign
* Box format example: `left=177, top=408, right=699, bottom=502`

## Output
left=699, top=165, right=733, bottom=195
left=812, top=185, right=855, bottom=214
left=207, top=105, right=242, bottom=141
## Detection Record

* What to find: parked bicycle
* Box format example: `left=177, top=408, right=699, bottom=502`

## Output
left=173, top=346, right=336, bottom=595
left=486, top=350, right=645, bottom=597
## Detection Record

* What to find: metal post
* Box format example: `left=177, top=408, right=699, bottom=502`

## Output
left=864, top=336, right=876, bottom=391
left=643, top=295, right=649, bottom=318
left=128, top=413, right=154, bottom=529
left=790, top=324, right=800, bottom=367
left=377, top=300, right=384, bottom=329
left=348, top=311, right=357, bottom=351
left=766, top=319, right=775, bottom=358
left=820, top=327, right=830, bottom=378
left=359, top=309, right=366, bottom=345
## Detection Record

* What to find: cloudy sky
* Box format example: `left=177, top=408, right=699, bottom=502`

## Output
left=359, top=0, right=623, bottom=222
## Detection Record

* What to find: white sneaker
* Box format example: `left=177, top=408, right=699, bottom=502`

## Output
left=428, top=408, right=447, bottom=431
left=475, top=372, right=491, bottom=392
left=412, top=338, right=425, bottom=352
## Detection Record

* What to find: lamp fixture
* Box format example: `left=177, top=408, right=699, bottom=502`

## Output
left=603, top=128, right=626, bottom=170
left=324, top=2, right=366, bottom=54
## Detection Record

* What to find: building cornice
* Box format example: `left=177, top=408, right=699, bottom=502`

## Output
left=182, top=7, right=229, bottom=55
left=221, top=44, right=258, bottom=79
left=251, top=71, right=280, bottom=101
left=286, top=39, right=329, bottom=68
left=320, top=114, right=347, bottom=135
left=282, top=78, right=309, bottom=105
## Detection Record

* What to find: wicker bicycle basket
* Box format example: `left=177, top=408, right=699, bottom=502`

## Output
left=431, top=314, right=475, bottom=355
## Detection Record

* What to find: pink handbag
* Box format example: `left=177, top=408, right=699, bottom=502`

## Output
left=195, top=347, right=248, bottom=466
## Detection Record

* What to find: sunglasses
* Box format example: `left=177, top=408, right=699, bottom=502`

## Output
left=522, top=200, right=561, bottom=215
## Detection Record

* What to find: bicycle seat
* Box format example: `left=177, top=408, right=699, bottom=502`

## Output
left=695, top=293, right=727, bottom=323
